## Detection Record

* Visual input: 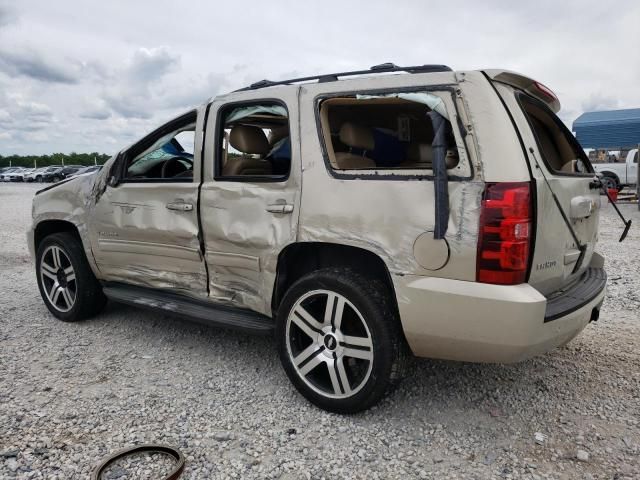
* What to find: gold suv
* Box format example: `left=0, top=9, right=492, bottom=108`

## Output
left=28, top=64, right=607, bottom=413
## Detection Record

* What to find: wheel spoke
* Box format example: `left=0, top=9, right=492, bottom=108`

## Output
left=324, top=293, right=346, bottom=330
left=342, top=346, right=373, bottom=361
left=327, top=359, right=342, bottom=394
left=342, top=334, right=373, bottom=349
left=60, top=288, right=73, bottom=308
left=52, top=247, right=62, bottom=268
left=64, top=266, right=75, bottom=282
left=293, top=343, right=323, bottom=367
left=50, top=283, right=62, bottom=305
left=298, top=353, right=325, bottom=377
left=291, top=305, right=323, bottom=340
left=335, top=358, right=352, bottom=395
left=41, top=268, right=57, bottom=281
left=294, top=304, right=324, bottom=330
left=41, top=261, right=57, bottom=275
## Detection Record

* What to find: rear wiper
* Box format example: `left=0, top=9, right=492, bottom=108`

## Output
left=591, top=177, right=632, bottom=242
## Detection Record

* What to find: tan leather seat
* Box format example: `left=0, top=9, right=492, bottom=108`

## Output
left=224, top=125, right=273, bottom=176
left=268, top=126, right=289, bottom=146
left=560, top=159, right=577, bottom=173
left=334, top=123, right=376, bottom=169
left=403, top=142, right=459, bottom=169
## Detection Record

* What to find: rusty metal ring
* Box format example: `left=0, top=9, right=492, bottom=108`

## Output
left=91, top=444, right=185, bottom=480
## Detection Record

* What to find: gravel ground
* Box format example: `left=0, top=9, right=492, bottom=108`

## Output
left=1, top=183, right=639, bottom=480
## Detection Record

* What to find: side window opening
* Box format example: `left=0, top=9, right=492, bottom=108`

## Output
left=217, top=102, right=290, bottom=179
left=124, top=114, right=196, bottom=182
left=519, top=96, right=593, bottom=175
left=318, top=96, right=459, bottom=171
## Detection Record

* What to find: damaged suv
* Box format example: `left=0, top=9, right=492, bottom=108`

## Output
left=29, top=63, right=607, bottom=413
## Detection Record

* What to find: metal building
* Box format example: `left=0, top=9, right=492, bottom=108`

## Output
left=572, top=108, right=640, bottom=148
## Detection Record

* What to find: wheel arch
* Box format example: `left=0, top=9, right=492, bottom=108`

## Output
left=34, top=219, right=82, bottom=252
left=599, top=170, right=620, bottom=184
left=272, top=242, right=398, bottom=314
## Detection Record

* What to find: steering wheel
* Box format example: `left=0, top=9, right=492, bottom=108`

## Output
left=161, top=156, right=191, bottom=178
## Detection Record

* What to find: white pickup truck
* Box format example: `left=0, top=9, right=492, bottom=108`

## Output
left=593, top=149, right=638, bottom=191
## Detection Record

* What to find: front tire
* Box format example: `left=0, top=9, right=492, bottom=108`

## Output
left=36, top=232, right=106, bottom=322
left=276, top=268, right=409, bottom=413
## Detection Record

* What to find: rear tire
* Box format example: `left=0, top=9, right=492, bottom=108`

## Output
left=276, top=268, right=410, bottom=413
left=36, top=232, right=106, bottom=322
left=600, top=175, right=618, bottom=192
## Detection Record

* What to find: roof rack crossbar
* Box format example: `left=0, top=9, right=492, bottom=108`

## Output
left=237, top=63, right=452, bottom=91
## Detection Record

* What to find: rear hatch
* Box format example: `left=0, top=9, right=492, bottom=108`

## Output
left=487, top=72, right=601, bottom=295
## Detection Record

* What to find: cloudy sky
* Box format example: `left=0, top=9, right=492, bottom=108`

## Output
left=0, top=0, right=639, bottom=155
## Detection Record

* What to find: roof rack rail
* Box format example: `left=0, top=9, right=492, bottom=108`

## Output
left=236, top=63, right=452, bottom=91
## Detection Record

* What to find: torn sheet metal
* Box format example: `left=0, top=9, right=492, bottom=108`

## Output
left=29, top=172, right=104, bottom=279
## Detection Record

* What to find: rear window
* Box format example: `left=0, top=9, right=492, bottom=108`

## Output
left=518, top=95, right=593, bottom=175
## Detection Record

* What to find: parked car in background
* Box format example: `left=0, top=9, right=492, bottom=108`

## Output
left=66, top=165, right=103, bottom=179
left=0, top=167, right=20, bottom=181
left=25, top=167, right=50, bottom=182
left=7, top=168, right=33, bottom=182
left=593, top=148, right=638, bottom=191
left=40, top=166, right=83, bottom=183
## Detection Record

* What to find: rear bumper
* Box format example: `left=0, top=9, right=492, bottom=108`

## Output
left=393, top=268, right=606, bottom=363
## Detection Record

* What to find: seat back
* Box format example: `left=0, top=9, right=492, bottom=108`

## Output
left=334, top=122, right=376, bottom=169
left=224, top=125, right=273, bottom=176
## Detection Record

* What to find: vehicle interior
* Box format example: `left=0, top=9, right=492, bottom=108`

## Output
left=520, top=96, right=592, bottom=175
left=125, top=123, right=196, bottom=181
left=318, top=97, right=459, bottom=170
left=218, top=103, right=291, bottom=178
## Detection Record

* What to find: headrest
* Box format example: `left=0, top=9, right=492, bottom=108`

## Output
left=229, top=125, right=269, bottom=155
left=268, top=126, right=289, bottom=145
left=339, top=123, right=374, bottom=151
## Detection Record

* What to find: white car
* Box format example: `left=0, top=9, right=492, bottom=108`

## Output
left=6, top=168, right=32, bottom=182
left=24, top=167, right=50, bottom=182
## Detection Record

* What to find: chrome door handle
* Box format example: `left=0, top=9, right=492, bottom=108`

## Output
left=266, top=204, right=294, bottom=214
left=166, top=202, right=194, bottom=212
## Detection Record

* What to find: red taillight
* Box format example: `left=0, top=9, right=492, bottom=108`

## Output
left=477, top=182, right=532, bottom=285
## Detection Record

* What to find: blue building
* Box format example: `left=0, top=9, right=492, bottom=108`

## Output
left=572, top=108, right=640, bottom=149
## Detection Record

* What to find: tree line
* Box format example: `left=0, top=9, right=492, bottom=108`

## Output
left=0, top=152, right=112, bottom=168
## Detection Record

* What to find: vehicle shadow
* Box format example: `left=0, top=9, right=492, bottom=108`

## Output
left=93, top=300, right=586, bottom=425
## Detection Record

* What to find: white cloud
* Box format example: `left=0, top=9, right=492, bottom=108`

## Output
left=0, top=0, right=639, bottom=155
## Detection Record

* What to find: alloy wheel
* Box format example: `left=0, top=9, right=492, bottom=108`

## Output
left=285, top=289, right=374, bottom=399
left=40, top=245, right=76, bottom=312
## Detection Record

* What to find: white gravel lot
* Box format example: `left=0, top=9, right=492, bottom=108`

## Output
left=1, top=183, right=639, bottom=480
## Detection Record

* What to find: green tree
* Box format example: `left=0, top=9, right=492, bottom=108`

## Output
left=0, top=153, right=111, bottom=168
